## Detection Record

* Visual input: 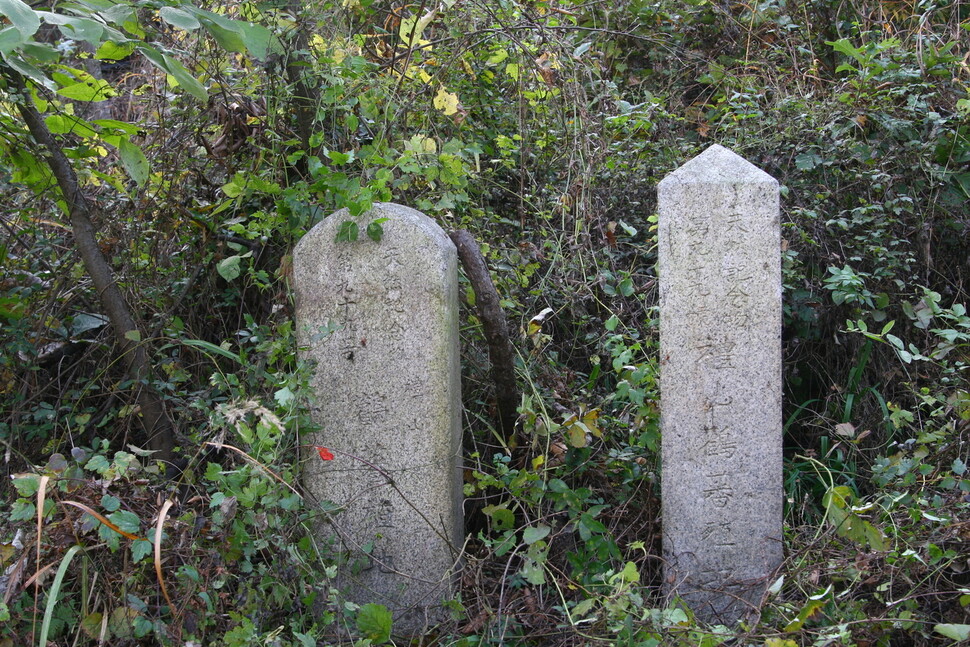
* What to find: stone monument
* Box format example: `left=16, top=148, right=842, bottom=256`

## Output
left=657, top=144, right=783, bottom=623
left=293, top=203, right=463, bottom=635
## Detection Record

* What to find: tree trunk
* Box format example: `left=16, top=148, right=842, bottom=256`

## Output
left=7, top=67, right=175, bottom=463
left=449, top=229, right=520, bottom=440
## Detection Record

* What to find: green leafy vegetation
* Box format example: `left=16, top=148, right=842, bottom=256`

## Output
left=1, top=0, right=967, bottom=644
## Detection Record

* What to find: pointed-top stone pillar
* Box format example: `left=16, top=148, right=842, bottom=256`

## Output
left=658, top=144, right=783, bottom=623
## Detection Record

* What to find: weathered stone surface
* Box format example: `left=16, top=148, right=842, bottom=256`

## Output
left=658, top=144, right=783, bottom=623
left=293, top=203, right=463, bottom=635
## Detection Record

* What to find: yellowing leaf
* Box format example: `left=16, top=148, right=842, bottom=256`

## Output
left=582, top=408, right=602, bottom=437
left=404, top=134, right=437, bottom=154
left=399, top=7, right=436, bottom=47
left=528, top=307, right=554, bottom=336
left=433, top=86, right=460, bottom=115
left=783, top=598, right=825, bottom=632
left=505, top=62, right=519, bottom=80
left=566, top=422, right=587, bottom=448
left=80, top=612, right=104, bottom=639
left=0, top=543, right=15, bottom=567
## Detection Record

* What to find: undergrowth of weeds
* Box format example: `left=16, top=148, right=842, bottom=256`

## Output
left=1, top=0, right=969, bottom=645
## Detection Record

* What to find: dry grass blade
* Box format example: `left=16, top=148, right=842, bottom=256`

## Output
left=154, top=499, right=175, bottom=613
left=1, top=550, right=28, bottom=604
left=21, top=562, right=55, bottom=591
left=32, top=475, right=48, bottom=645
left=60, top=501, right=144, bottom=541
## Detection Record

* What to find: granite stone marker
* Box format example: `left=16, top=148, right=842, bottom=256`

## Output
left=658, top=144, right=783, bottom=623
left=293, top=203, right=463, bottom=635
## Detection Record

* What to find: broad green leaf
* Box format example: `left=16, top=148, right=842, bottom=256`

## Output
left=131, top=538, right=152, bottom=562
left=217, top=255, right=243, bottom=281
left=864, top=521, right=886, bottom=551
left=100, top=494, right=120, bottom=512
left=46, top=114, right=97, bottom=138
left=137, top=46, right=207, bottom=101
left=92, top=118, right=139, bottom=134
left=522, top=524, right=550, bottom=545
left=163, top=54, right=207, bottom=101
left=108, top=509, right=140, bottom=535
left=2, top=51, right=54, bottom=89
left=221, top=177, right=243, bottom=198
left=795, top=152, right=822, bottom=171
left=237, top=21, right=275, bottom=61
left=505, top=62, right=519, bottom=80
left=327, top=149, right=353, bottom=164
left=137, top=45, right=169, bottom=74
left=12, top=473, right=41, bottom=497
left=200, top=18, right=246, bottom=53
left=335, top=220, right=358, bottom=243
left=0, top=296, right=25, bottom=321
left=365, top=218, right=385, bottom=242
left=493, top=529, right=516, bottom=556
left=124, top=330, right=141, bottom=342
left=96, top=40, right=135, bottom=61
left=85, top=454, right=110, bottom=473
left=274, top=386, right=295, bottom=406
left=356, top=603, right=392, bottom=644
left=98, top=3, right=136, bottom=29
left=37, top=13, right=104, bottom=44
left=0, top=26, right=25, bottom=54
left=572, top=597, right=596, bottom=617
left=158, top=6, right=200, bottom=30
left=618, top=560, right=639, bottom=583
left=120, top=15, right=143, bottom=38
left=57, top=78, right=116, bottom=102
left=520, top=557, right=546, bottom=585
left=0, top=0, right=40, bottom=38
left=246, top=175, right=281, bottom=194
left=22, top=40, right=58, bottom=64
left=934, top=624, right=970, bottom=641
left=953, top=458, right=967, bottom=476
left=118, top=138, right=149, bottom=186
left=482, top=505, right=514, bottom=531
left=826, top=39, right=864, bottom=65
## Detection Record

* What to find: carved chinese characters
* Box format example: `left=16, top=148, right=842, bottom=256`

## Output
left=658, top=145, right=783, bottom=623
left=294, top=203, right=463, bottom=635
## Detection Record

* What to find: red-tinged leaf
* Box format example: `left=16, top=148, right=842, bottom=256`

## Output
left=317, top=446, right=334, bottom=461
